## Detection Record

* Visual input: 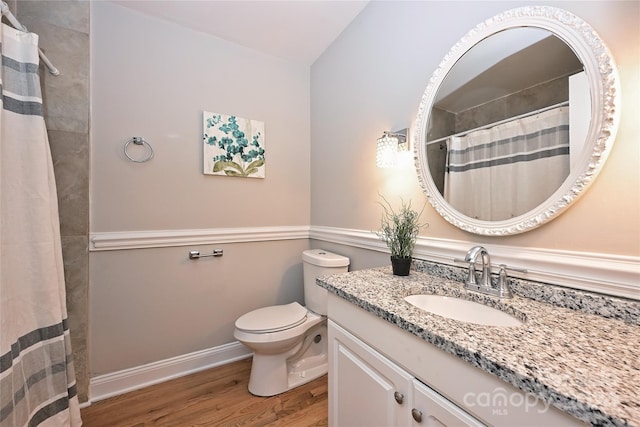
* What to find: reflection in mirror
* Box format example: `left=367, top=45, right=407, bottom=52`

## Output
left=426, top=28, right=587, bottom=221
left=414, top=6, right=620, bottom=235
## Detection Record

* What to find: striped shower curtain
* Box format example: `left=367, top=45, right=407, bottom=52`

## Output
left=444, top=107, right=570, bottom=221
left=0, top=23, right=82, bottom=426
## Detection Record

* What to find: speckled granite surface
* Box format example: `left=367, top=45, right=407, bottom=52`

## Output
left=412, top=259, right=640, bottom=326
left=318, top=266, right=640, bottom=427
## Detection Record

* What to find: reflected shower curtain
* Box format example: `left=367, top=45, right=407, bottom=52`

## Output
left=444, top=107, right=570, bottom=221
left=0, top=23, right=82, bottom=426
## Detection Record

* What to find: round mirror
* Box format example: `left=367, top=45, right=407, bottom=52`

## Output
left=414, top=6, right=620, bottom=235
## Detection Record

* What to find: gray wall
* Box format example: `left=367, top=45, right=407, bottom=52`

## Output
left=310, top=0, right=640, bottom=257
left=89, top=240, right=309, bottom=374
left=14, top=0, right=90, bottom=402
left=91, top=2, right=310, bottom=232
left=454, top=76, right=570, bottom=134
left=89, top=2, right=311, bottom=375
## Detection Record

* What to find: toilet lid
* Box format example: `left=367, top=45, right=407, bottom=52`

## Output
left=235, top=302, right=307, bottom=333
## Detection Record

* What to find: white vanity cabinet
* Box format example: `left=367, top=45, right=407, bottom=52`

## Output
left=327, top=293, right=585, bottom=427
left=411, top=378, right=484, bottom=426
left=329, top=320, right=483, bottom=426
left=329, top=320, right=413, bottom=426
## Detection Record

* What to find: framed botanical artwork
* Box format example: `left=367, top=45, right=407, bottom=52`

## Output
left=203, top=111, right=265, bottom=178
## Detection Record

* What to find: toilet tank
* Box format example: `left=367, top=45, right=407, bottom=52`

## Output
left=302, top=249, right=349, bottom=315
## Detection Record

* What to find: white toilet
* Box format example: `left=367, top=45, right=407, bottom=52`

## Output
left=234, top=249, right=349, bottom=396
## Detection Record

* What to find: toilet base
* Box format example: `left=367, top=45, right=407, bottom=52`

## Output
left=248, top=323, right=328, bottom=396
left=287, top=353, right=328, bottom=391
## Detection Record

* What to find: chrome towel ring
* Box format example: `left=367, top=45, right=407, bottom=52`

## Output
left=124, top=137, right=154, bottom=163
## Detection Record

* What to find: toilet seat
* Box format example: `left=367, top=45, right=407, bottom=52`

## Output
left=235, top=302, right=307, bottom=333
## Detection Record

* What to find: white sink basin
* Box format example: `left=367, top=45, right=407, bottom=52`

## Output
left=404, top=295, right=522, bottom=327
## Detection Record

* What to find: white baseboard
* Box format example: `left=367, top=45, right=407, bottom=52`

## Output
left=88, top=341, right=252, bottom=404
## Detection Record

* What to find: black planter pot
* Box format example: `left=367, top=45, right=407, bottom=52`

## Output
left=391, top=256, right=412, bottom=276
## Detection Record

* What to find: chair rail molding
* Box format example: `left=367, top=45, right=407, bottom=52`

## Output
left=90, top=225, right=638, bottom=300
left=310, top=225, right=639, bottom=301
left=90, top=225, right=310, bottom=251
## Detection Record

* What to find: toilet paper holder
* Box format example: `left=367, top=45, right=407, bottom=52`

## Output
left=189, top=249, right=223, bottom=260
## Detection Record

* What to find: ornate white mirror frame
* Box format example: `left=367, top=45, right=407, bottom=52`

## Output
left=414, top=6, right=620, bottom=236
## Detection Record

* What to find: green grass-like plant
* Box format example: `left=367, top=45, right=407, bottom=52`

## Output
left=376, top=196, right=427, bottom=259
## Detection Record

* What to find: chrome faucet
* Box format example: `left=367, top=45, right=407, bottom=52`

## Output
left=456, top=246, right=520, bottom=298
left=464, top=246, right=492, bottom=291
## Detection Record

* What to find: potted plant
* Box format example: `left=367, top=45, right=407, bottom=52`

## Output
left=376, top=196, right=426, bottom=276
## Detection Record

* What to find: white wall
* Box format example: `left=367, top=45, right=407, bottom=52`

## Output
left=311, top=1, right=639, bottom=257
left=90, top=2, right=311, bottom=375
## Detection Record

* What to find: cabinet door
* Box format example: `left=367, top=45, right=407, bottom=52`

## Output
left=329, top=320, right=413, bottom=427
left=411, top=379, right=484, bottom=427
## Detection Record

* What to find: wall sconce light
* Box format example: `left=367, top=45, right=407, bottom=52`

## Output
left=376, top=128, right=409, bottom=168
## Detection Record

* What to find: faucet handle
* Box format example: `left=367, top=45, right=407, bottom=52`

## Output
left=466, top=262, right=478, bottom=289
left=454, top=258, right=478, bottom=286
left=455, top=258, right=480, bottom=290
left=497, top=264, right=513, bottom=298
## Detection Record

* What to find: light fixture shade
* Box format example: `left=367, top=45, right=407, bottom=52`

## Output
left=376, top=129, right=409, bottom=168
left=376, top=134, right=399, bottom=168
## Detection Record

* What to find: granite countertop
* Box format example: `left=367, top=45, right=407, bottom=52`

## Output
left=318, top=266, right=640, bottom=427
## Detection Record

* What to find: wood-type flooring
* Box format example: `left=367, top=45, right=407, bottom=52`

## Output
left=80, top=358, right=328, bottom=427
